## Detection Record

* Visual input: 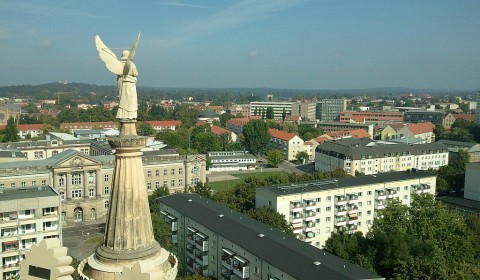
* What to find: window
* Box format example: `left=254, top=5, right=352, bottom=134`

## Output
left=52, top=151, right=59, bottom=156
left=71, top=173, right=82, bottom=185
left=171, top=168, right=175, bottom=175
left=147, top=182, right=152, bottom=190
left=11, top=182, right=16, bottom=188
left=34, top=151, right=43, bottom=159
left=367, top=201, right=372, bottom=205
left=327, top=196, right=331, bottom=201
left=191, top=166, right=199, bottom=174
left=254, top=266, right=259, bottom=275
left=191, top=178, right=199, bottom=185
left=155, top=170, right=160, bottom=177
left=89, top=173, right=94, bottom=184
left=179, top=168, right=183, bottom=175
left=104, top=174, right=109, bottom=182
left=367, top=191, right=372, bottom=195
left=147, top=170, right=152, bottom=178
left=31, top=180, right=36, bottom=187
left=59, top=191, right=65, bottom=200
left=163, top=169, right=167, bottom=176
left=104, top=186, right=109, bottom=195
left=21, top=181, right=26, bottom=188
left=326, top=206, right=331, bottom=212
left=59, top=175, right=65, bottom=186
left=155, top=181, right=160, bottom=189
left=89, top=189, right=95, bottom=197
left=178, top=179, right=183, bottom=186
left=0, top=182, right=4, bottom=188
left=163, top=180, right=167, bottom=187
left=171, top=180, right=175, bottom=187
left=41, top=180, right=46, bottom=186
left=72, top=190, right=82, bottom=199
left=104, top=200, right=109, bottom=209
left=326, top=217, right=331, bottom=222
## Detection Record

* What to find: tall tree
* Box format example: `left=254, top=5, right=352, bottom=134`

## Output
left=266, top=149, right=284, bottom=167
left=3, top=117, right=19, bottom=142
left=266, top=107, right=274, bottom=119
left=242, top=119, right=270, bottom=155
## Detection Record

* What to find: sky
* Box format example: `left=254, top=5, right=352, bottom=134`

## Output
left=1, top=0, right=480, bottom=90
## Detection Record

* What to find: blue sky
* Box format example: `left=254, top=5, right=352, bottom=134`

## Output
left=1, top=0, right=479, bottom=90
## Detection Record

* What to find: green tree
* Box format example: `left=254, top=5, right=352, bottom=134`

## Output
left=242, top=119, right=270, bottom=155
left=3, top=117, right=19, bottom=142
left=265, top=107, right=274, bottom=119
left=295, top=151, right=309, bottom=164
left=266, top=149, right=284, bottom=167
left=298, top=124, right=323, bottom=141
left=137, top=122, right=156, bottom=136
left=192, top=132, right=221, bottom=154
left=219, top=113, right=234, bottom=127
left=246, top=207, right=293, bottom=236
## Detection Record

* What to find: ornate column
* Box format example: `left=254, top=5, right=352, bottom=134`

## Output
left=82, top=121, right=176, bottom=280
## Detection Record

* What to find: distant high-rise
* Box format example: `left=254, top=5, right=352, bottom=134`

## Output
left=316, top=99, right=347, bottom=122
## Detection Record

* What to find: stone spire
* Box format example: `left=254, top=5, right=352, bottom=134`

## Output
left=79, top=121, right=177, bottom=280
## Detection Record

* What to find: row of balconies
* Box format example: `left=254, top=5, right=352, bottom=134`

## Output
left=221, top=249, right=249, bottom=279
left=291, top=200, right=317, bottom=212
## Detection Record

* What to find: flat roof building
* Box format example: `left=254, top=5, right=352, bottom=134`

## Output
left=159, top=193, right=383, bottom=280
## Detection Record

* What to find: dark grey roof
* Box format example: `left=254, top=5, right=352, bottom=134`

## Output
left=0, top=185, right=58, bottom=201
left=198, top=109, right=219, bottom=118
left=437, top=196, right=480, bottom=211
left=159, top=193, right=383, bottom=280
left=316, top=140, right=448, bottom=160
left=437, top=139, right=478, bottom=148
left=0, top=150, right=26, bottom=158
left=261, top=171, right=434, bottom=196
left=0, top=139, right=91, bottom=149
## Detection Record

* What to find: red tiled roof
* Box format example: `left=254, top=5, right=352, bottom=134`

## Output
left=313, top=136, right=332, bottom=143
left=211, top=125, right=232, bottom=136
left=350, top=129, right=371, bottom=138
left=268, top=128, right=297, bottom=141
left=17, top=124, right=43, bottom=131
left=405, top=122, right=435, bottom=134
left=452, top=114, right=476, bottom=121
left=227, top=117, right=261, bottom=127
left=195, top=120, right=208, bottom=126
left=145, top=120, right=182, bottom=127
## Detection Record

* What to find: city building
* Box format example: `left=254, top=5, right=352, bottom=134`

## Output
left=60, top=121, right=118, bottom=133
left=339, top=111, right=403, bottom=127
left=250, top=101, right=293, bottom=120
left=314, top=138, right=448, bottom=175
left=316, top=122, right=374, bottom=138
left=256, top=171, right=436, bottom=248
left=316, top=99, right=347, bottom=122
left=0, top=139, right=93, bottom=161
left=226, top=104, right=250, bottom=117
left=159, top=193, right=383, bottom=280
left=144, top=120, right=182, bottom=132
left=16, top=124, right=43, bottom=139
left=210, top=125, right=238, bottom=143
left=442, top=113, right=476, bottom=130
left=268, top=128, right=305, bottom=161
left=290, top=101, right=317, bottom=121
left=437, top=140, right=480, bottom=163
left=396, top=122, right=435, bottom=143
left=225, top=116, right=261, bottom=135
left=207, top=151, right=256, bottom=172
left=404, top=110, right=443, bottom=124
left=0, top=185, right=61, bottom=280
left=0, top=150, right=206, bottom=227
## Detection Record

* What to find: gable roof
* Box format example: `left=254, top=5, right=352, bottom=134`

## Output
left=210, top=125, right=233, bottom=136
left=404, top=122, right=435, bottom=134
left=17, top=124, right=43, bottom=131
left=268, top=128, right=297, bottom=141
left=452, top=114, right=476, bottom=121
left=145, top=120, right=182, bottom=127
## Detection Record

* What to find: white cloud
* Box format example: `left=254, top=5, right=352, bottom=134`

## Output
left=161, top=1, right=209, bottom=9
left=37, top=39, right=52, bottom=49
left=248, top=50, right=258, bottom=57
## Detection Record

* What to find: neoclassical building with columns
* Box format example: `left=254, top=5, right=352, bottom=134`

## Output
left=0, top=150, right=206, bottom=227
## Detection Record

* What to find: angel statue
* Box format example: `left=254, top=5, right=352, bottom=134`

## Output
left=95, top=33, right=140, bottom=121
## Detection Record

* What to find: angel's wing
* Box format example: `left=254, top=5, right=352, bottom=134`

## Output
left=95, top=35, right=123, bottom=75
left=124, top=32, right=141, bottom=75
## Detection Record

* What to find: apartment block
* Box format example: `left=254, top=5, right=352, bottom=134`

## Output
left=207, top=151, right=256, bottom=172
left=316, top=99, right=347, bottom=122
left=290, top=101, right=317, bottom=121
left=315, top=138, right=448, bottom=175
left=0, top=150, right=206, bottom=228
left=268, top=128, right=305, bottom=161
left=0, top=186, right=61, bottom=280
left=159, top=193, right=383, bottom=280
left=404, top=110, right=443, bottom=124
left=340, top=111, right=403, bottom=127
left=316, top=122, right=374, bottom=139
left=250, top=101, right=293, bottom=120
left=256, top=171, right=436, bottom=248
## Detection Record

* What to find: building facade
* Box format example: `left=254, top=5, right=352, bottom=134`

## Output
left=268, top=128, right=305, bottom=161
left=290, top=101, right=316, bottom=121
left=404, top=110, right=443, bottom=124
left=0, top=186, right=61, bottom=280
left=314, top=138, right=449, bottom=175
left=249, top=101, right=293, bottom=120
left=0, top=150, right=206, bottom=227
left=339, top=111, right=404, bottom=127
left=207, top=151, right=256, bottom=172
left=159, top=193, right=383, bottom=280
left=316, top=122, right=374, bottom=138
left=256, top=171, right=436, bottom=248
left=316, top=99, right=347, bottom=122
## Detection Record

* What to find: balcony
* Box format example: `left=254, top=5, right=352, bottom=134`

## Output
left=376, top=190, right=386, bottom=200
left=186, top=244, right=195, bottom=258
left=290, top=201, right=304, bottom=212
left=304, top=211, right=316, bottom=221
left=347, top=225, right=358, bottom=234
left=347, top=205, right=359, bottom=214
left=335, top=206, right=347, bottom=216
left=195, top=233, right=208, bottom=252
left=335, top=218, right=347, bottom=227
left=195, top=250, right=208, bottom=266
left=291, top=213, right=303, bottom=224
left=0, top=212, right=18, bottom=223
left=375, top=201, right=386, bottom=210
left=305, top=232, right=316, bottom=242
left=386, top=189, right=398, bottom=198
left=221, top=267, right=232, bottom=280
left=232, top=256, right=249, bottom=279
left=347, top=194, right=359, bottom=203
left=221, top=248, right=235, bottom=270
left=2, top=240, right=19, bottom=252
left=335, top=196, right=347, bottom=206
left=304, top=200, right=316, bottom=211
left=305, top=222, right=316, bottom=232
left=186, top=227, right=197, bottom=245
left=347, top=214, right=358, bottom=224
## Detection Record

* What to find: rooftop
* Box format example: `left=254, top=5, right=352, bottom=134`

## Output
left=159, top=193, right=383, bottom=280
left=0, top=185, right=58, bottom=201
left=260, top=170, right=435, bottom=196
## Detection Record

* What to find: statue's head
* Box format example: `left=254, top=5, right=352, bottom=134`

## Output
left=121, top=50, right=130, bottom=60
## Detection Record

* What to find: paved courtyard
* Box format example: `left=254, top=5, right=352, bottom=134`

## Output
left=63, top=223, right=106, bottom=260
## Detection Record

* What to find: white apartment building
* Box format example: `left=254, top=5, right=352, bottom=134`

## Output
left=207, top=151, right=256, bottom=172
left=0, top=186, right=61, bottom=280
left=315, top=138, right=448, bottom=176
left=256, top=171, right=436, bottom=248
left=250, top=101, right=293, bottom=120
left=159, top=193, right=383, bottom=280
left=268, top=128, right=305, bottom=161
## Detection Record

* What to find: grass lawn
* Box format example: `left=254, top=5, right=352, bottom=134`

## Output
left=207, top=171, right=288, bottom=192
